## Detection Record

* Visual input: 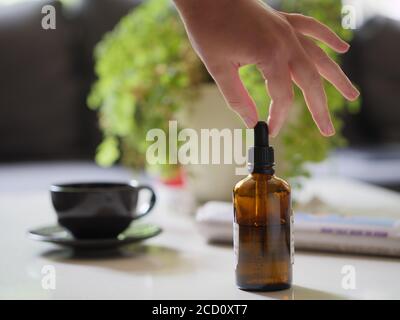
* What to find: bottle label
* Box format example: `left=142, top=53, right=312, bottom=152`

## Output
left=233, top=222, right=239, bottom=268
left=290, top=210, right=295, bottom=265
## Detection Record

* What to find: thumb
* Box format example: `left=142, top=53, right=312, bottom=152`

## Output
left=207, top=63, right=258, bottom=128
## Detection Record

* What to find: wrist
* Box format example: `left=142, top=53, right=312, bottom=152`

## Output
left=173, top=0, right=233, bottom=18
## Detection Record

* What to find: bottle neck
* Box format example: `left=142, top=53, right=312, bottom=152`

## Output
left=247, top=145, right=275, bottom=175
left=248, top=164, right=275, bottom=175
left=250, top=172, right=275, bottom=180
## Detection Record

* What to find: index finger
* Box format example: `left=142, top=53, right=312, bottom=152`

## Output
left=289, top=51, right=335, bottom=136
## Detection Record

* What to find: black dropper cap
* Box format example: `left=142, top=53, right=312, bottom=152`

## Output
left=248, top=121, right=275, bottom=174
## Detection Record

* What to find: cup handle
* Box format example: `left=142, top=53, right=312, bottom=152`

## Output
left=136, top=185, right=157, bottom=218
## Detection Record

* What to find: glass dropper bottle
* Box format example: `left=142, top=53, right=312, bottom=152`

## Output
left=233, top=121, right=293, bottom=291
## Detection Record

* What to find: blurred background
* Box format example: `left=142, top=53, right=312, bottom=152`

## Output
left=2, top=1, right=400, bottom=300
left=0, top=0, right=399, bottom=199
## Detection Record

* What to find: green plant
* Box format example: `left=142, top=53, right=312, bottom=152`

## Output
left=88, top=0, right=359, bottom=179
left=88, top=0, right=204, bottom=178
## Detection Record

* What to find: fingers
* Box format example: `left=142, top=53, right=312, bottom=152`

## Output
left=289, top=49, right=335, bottom=136
left=299, top=34, right=359, bottom=101
left=260, top=65, right=294, bottom=137
left=284, top=13, right=349, bottom=53
left=207, top=63, right=258, bottom=128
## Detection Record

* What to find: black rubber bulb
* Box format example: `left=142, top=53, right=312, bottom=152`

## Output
left=254, top=121, right=269, bottom=147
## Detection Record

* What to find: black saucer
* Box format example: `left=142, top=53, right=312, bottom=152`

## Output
left=28, top=223, right=162, bottom=250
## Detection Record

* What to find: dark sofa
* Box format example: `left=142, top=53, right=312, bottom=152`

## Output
left=342, top=17, right=400, bottom=145
left=0, top=0, right=141, bottom=161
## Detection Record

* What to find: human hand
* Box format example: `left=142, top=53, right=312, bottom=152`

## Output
left=173, top=0, right=359, bottom=136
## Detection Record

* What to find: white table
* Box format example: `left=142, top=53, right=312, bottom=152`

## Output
left=1, top=162, right=400, bottom=300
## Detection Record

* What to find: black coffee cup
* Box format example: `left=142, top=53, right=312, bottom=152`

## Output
left=50, top=182, right=156, bottom=239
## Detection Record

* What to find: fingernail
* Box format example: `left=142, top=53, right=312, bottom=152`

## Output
left=352, top=87, right=360, bottom=99
left=324, top=122, right=336, bottom=136
left=268, top=127, right=277, bottom=137
left=270, top=130, right=278, bottom=138
left=340, top=42, right=350, bottom=53
left=346, top=87, right=359, bottom=101
left=267, top=117, right=278, bottom=137
left=244, top=116, right=257, bottom=128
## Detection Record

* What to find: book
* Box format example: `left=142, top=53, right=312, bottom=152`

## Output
left=196, top=201, right=400, bottom=257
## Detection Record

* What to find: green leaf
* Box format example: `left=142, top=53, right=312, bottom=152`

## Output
left=95, top=136, right=120, bottom=167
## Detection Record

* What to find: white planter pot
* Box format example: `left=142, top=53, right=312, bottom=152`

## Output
left=178, top=84, right=247, bottom=202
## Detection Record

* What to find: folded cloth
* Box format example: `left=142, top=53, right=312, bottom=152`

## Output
left=196, top=201, right=233, bottom=243
left=196, top=201, right=400, bottom=257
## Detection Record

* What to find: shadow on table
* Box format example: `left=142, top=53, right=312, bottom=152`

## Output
left=248, top=285, right=348, bottom=300
left=40, top=243, right=196, bottom=275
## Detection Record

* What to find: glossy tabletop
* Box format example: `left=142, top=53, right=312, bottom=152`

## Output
left=0, top=162, right=399, bottom=300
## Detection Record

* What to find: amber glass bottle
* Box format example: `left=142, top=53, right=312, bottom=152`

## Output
left=233, top=121, right=293, bottom=291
